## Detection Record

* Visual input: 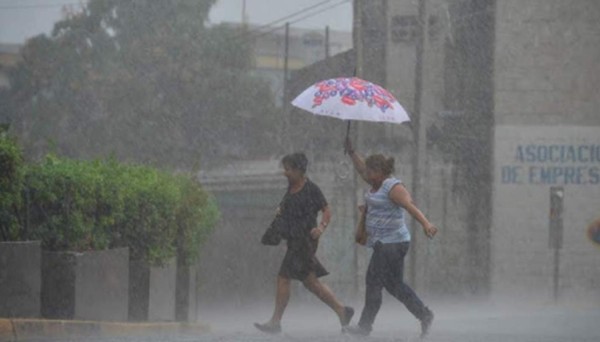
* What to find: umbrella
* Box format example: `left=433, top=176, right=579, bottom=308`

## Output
left=291, top=77, right=410, bottom=144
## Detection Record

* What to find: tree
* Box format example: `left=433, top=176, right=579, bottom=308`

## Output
left=0, top=129, right=23, bottom=241
left=6, top=0, right=279, bottom=169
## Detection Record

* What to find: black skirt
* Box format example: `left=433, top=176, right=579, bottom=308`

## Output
left=278, top=236, right=329, bottom=281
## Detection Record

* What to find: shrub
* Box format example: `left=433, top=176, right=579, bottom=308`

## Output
left=0, top=132, right=23, bottom=241
left=22, top=155, right=112, bottom=251
left=174, top=175, right=219, bottom=265
left=109, top=163, right=181, bottom=264
left=14, top=153, right=218, bottom=265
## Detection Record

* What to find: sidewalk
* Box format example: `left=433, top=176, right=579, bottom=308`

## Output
left=0, top=318, right=210, bottom=341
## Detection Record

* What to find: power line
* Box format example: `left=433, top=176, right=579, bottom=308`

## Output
left=246, top=0, right=351, bottom=40
left=0, top=2, right=83, bottom=10
left=284, top=0, right=351, bottom=29
left=249, top=0, right=336, bottom=32
left=1, top=0, right=352, bottom=42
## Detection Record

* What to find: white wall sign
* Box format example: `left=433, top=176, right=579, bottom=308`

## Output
left=497, top=127, right=600, bottom=186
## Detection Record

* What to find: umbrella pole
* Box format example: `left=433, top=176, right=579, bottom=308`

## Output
left=344, top=121, right=351, bottom=154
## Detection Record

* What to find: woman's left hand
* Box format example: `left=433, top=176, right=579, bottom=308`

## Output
left=310, top=227, right=323, bottom=240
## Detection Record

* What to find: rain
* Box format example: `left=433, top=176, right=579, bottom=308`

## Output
left=0, top=1, right=599, bottom=342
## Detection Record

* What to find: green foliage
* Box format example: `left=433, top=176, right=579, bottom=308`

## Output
left=174, top=175, right=219, bottom=265
left=8, top=0, right=279, bottom=168
left=22, top=155, right=106, bottom=251
left=10, top=153, right=218, bottom=265
left=0, top=132, right=23, bottom=240
left=107, top=163, right=181, bottom=264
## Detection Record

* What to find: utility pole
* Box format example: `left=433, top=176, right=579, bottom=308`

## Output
left=353, top=0, right=364, bottom=78
left=352, top=0, right=365, bottom=299
left=282, top=22, right=291, bottom=150
left=549, top=186, right=564, bottom=303
left=409, top=0, right=429, bottom=287
left=325, top=25, right=330, bottom=59
left=241, top=0, right=248, bottom=26
left=283, top=22, right=290, bottom=105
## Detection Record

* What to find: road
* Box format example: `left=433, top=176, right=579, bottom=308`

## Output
left=22, top=300, right=600, bottom=342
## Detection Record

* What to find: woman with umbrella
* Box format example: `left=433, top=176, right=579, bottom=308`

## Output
left=344, top=138, right=438, bottom=338
left=254, top=152, right=354, bottom=334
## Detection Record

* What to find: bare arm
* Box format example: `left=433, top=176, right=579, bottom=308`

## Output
left=311, top=205, right=331, bottom=239
left=345, top=137, right=369, bottom=183
left=389, top=184, right=438, bottom=239
left=349, top=151, right=369, bottom=183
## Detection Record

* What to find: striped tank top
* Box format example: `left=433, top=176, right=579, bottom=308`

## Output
left=364, top=177, right=411, bottom=247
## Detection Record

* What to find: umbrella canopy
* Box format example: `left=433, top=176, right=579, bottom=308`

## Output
left=291, top=77, right=410, bottom=124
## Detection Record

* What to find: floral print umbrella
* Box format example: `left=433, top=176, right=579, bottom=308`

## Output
left=291, top=77, right=410, bottom=125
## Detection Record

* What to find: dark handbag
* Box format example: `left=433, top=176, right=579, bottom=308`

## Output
left=261, top=214, right=283, bottom=246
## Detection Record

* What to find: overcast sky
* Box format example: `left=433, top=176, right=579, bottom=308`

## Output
left=0, top=0, right=353, bottom=44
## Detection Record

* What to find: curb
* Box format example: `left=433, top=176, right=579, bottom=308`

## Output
left=0, top=318, right=210, bottom=341
left=0, top=320, right=15, bottom=342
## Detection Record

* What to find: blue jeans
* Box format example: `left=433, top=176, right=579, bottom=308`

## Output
left=358, top=241, right=429, bottom=330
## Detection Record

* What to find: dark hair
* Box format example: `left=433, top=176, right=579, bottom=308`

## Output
left=281, top=152, right=308, bottom=173
left=365, top=154, right=395, bottom=176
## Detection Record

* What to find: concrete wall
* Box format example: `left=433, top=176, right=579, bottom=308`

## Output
left=75, top=248, right=129, bottom=321
left=386, top=0, right=449, bottom=120
left=385, top=0, right=495, bottom=297
left=128, top=259, right=151, bottom=321
left=492, top=126, right=600, bottom=303
left=304, top=160, right=364, bottom=301
left=492, top=0, right=600, bottom=304
left=42, top=251, right=76, bottom=319
left=148, top=259, right=176, bottom=322
left=175, top=263, right=197, bottom=323
left=0, top=241, right=41, bottom=318
left=196, top=178, right=294, bottom=308
left=129, top=258, right=177, bottom=322
left=494, top=0, right=600, bottom=126
left=42, top=248, right=129, bottom=321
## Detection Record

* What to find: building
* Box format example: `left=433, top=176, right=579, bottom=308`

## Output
left=198, top=0, right=600, bottom=307
left=490, top=0, right=600, bottom=304
left=364, top=0, right=600, bottom=304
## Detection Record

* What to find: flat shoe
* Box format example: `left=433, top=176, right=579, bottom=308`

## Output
left=345, top=324, right=371, bottom=336
left=420, top=308, right=434, bottom=338
left=340, top=306, right=355, bottom=326
left=254, top=322, right=281, bottom=334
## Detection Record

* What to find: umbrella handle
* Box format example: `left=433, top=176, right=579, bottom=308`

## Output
left=344, top=121, right=351, bottom=155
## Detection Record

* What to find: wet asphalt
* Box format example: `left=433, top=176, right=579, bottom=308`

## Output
left=22, top=300, right=600, bottom=342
